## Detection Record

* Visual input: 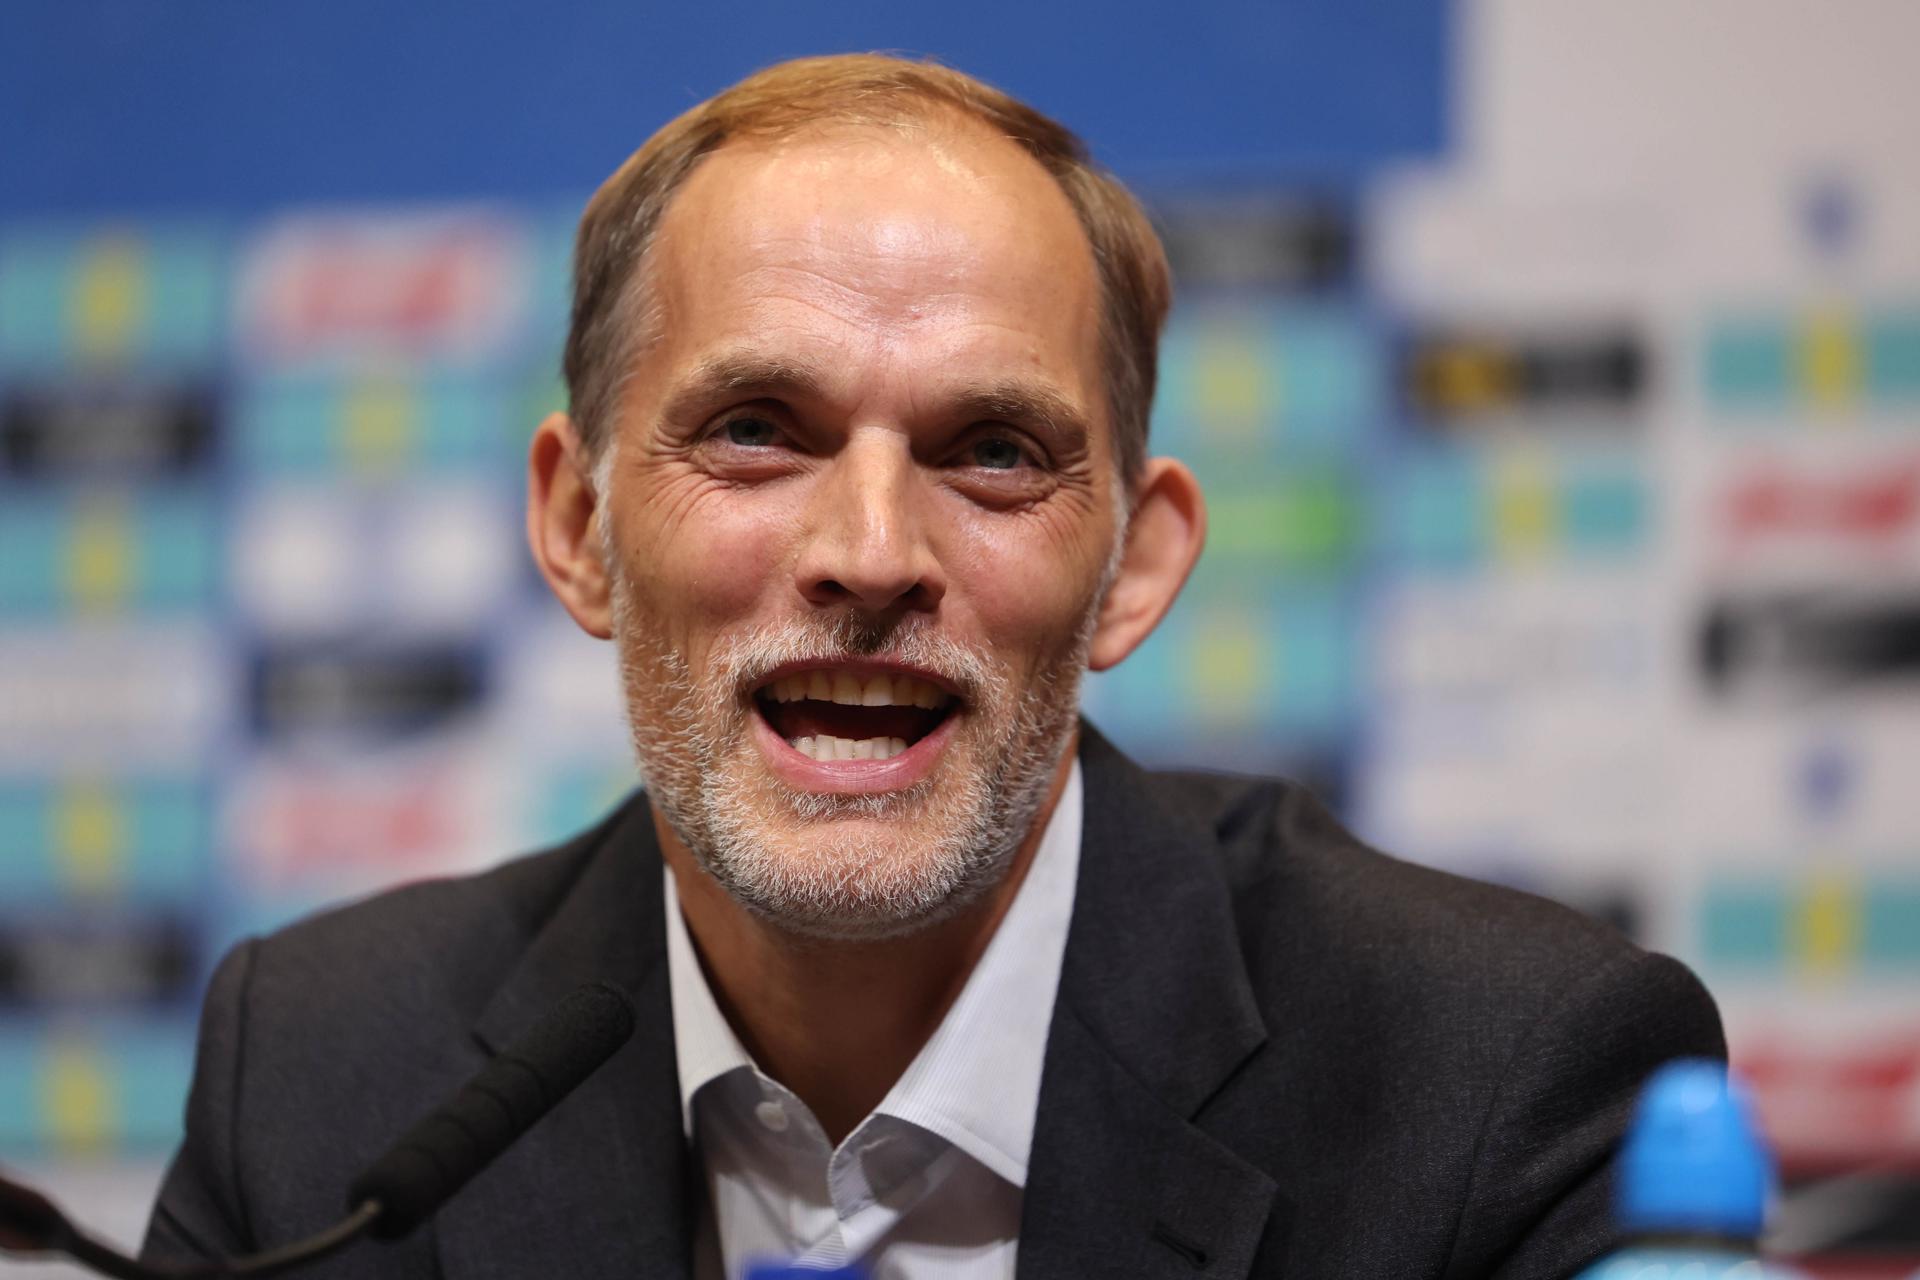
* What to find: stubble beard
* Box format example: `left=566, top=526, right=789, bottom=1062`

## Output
left=608, top=571, right=1104, bottom=942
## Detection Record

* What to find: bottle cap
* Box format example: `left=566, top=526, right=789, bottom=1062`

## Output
left=744, top=1267, right=864, bottom=1279
left=1618, top=1058, right=1772, bottom=1238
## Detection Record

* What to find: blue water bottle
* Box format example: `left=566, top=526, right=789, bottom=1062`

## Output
left=744, top=1265, right=865, bottom=1278
left=1578, top=1058, right=1805, bottom=1279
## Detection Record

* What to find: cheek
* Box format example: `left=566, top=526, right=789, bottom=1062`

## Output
left=943, top=504, right=1112, bottom=661
left=617, top=474, right=795, bottom=631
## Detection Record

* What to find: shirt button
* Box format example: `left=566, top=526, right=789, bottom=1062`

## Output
left=754, top=1099, right=790, bottom=1132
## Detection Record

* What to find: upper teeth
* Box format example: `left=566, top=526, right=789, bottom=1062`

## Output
left=763, top=671, right=949, bottom=709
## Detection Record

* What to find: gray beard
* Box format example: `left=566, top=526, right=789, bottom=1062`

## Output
left=608, top=589, right=1097, bottom=941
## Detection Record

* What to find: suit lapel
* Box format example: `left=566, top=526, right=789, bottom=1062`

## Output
left=1019, top=727, right=1286, bottom=1277
left=436, top=795, right=694, bottom=1280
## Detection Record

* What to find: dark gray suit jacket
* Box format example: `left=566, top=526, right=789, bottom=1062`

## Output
left=144, top=726, right=1724, bottom=1278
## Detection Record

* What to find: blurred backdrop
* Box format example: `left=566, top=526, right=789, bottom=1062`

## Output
left=1, top=1, right=1916, bottom=1274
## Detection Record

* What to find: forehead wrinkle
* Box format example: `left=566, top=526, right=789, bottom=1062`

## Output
left=725, top=238, right=990, bottom=338
left=681, top=154, right=1069, bottom=311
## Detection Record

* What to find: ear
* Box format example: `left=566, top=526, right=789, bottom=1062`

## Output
left=526, top=412, right=614, bottom=640
left=1088, top=457, right=1206, bottom=671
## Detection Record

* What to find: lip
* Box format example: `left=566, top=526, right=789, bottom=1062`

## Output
left=749, top=694, right=963, bottom=795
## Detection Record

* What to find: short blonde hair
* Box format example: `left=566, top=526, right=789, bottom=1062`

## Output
left=563, top=53, right=1171, bottom=481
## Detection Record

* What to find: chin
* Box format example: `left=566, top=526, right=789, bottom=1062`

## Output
left=682, top=773, right=1021, bottom=942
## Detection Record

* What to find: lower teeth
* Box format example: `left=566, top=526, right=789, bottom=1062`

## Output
left=791, top=735, right=909, bottom=761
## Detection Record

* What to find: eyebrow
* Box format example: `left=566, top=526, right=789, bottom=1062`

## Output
left=660, top=349, right=1095, bottom=455
left=944, top=381, right=1093, bottom=457
left=660, top=351, right=833, bottom=425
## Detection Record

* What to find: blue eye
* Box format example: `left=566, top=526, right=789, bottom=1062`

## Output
left=970, top=437, right=1025, bottom=470
left=723, top=416, right=780, bottom=447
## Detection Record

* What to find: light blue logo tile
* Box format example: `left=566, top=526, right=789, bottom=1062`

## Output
left=1865, top=308, right=1920, bottom=405
left=1561, top=463, right=1648, bottom=556
left=1389, top=450, right=1485, bottom=569
left=1704, top=318, right=1792, bottom=413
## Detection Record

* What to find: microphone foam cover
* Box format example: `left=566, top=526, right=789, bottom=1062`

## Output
left=347, top=981, right=636, bottom=1240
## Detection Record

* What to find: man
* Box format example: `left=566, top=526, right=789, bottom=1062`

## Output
left=145, top=54, right=1723, bottom=1279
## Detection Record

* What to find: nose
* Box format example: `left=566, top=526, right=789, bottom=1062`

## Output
left=793, top=429, right=946, bottom=616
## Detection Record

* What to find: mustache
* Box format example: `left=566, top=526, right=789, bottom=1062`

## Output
left=715, top=614, right=999, bottom=705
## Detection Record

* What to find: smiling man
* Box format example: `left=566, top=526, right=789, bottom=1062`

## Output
left=146, top=55, right=1724, bottom=1280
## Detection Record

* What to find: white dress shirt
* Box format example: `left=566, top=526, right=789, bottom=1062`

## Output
left=664, top=760, right=1083, bottom=1279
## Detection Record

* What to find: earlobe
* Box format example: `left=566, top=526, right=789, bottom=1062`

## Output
left=1087, top=458, right=1207, bottom=671
left=526, top=412, right=615, bottom=640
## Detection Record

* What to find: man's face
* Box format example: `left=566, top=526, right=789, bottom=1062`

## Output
left=594, top=121, right=1120, bottom=938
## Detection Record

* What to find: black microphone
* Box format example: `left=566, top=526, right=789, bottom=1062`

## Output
left=0, top=981, right=636, bottom=1278
left=0, top=1174, right=69, bottom=1252
left=348, top=980, right=637, bottom=1240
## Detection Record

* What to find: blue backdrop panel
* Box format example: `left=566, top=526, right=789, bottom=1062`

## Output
left=0, top=0, right=1447, bottom=215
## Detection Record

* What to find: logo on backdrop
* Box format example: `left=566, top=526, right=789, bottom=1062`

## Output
left=234, top=212, right=531, bottom=369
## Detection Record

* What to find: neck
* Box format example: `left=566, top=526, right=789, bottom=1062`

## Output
left=658, top=739, right=1075, bottom=1145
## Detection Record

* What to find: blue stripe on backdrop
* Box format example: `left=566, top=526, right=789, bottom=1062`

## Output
left=0, top=0, right=1448, bottom=217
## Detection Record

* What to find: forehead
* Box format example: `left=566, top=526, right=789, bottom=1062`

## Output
left=637, top=122, right=1104, bottom=403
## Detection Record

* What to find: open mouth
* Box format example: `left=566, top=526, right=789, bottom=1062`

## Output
left=752, top=668, right=958, bottom=762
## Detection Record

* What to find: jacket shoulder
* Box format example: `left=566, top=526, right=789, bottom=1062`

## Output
left=1139, top=768, right=1723, bottom=1277
left=1144, top=766, right=1643, bottom=986
left=246, top=802, right=623, bottom=1037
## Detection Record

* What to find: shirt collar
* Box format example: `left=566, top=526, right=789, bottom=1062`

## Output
left=664, top=864, right=756, bottom=1132
left=663, top=758, right=1084, bottom=1189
